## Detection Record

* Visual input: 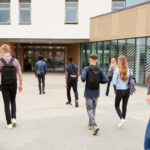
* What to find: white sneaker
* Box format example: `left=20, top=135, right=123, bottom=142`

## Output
left=118, top=119, right=126, bottom=128
left=12, top=118, right=17, bottom=127
left=6, top=124, right=12, bottom=129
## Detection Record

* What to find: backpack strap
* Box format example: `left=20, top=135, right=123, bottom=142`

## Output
left=0, top=58, right=7, bottom=65
left=9, top=57, right=15, bottom=65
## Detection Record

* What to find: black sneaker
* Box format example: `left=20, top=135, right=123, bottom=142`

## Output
left=43, top=91, right=45, bottom=94
left=75, top=100, right=79, bottom=107
left=39, top=92, right=42, bottom=95
left=66, top=102, right=70, bottom=105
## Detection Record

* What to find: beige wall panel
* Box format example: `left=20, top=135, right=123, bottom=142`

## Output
left=111, top=13, right=119, bottom=37
left=90, top=3, right=150, bottom=42
left=67, top=44, right=80, bottom=73
left=136, top=7, right=147, bottom=37
left=119, top=9, right=136, bottom=39
left=146, top=5, right=150, bottom=34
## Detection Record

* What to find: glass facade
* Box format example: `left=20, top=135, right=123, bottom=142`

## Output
left=126, top=0, right=150, bottom=7
left=81, top=37, right=150, bottom=85
left=112, top=1, right=126, bottom=11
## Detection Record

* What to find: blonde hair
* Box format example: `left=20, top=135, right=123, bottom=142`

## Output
left=118, top=56, right=128, bottom=82
left=0, top=44, right=11, bottom=53
left=111, top=58, right=117, bottom=69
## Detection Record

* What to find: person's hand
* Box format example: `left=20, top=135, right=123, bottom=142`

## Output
left=18, top=85, right=23, bottom=93
left=147, top=95, right=150, bottom=105
left=66, top=83, right=68, bottom=88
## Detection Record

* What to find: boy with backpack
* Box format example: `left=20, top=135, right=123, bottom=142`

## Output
left=81, top=54, right=108, bottom=135
left=35, top=56, right=47, bottom=94
left=65, top=57, right=79, bottom=107
left=0, top=44, right=23, bottom=129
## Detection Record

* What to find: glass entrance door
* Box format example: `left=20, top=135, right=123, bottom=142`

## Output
left=24, top=46, right=65, bottom=72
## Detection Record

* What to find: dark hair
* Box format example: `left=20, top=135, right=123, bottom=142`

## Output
left=38, top=55, right=43, bottom=60
left=90, top=54, right=98, bottom=60
left=68, top=56, right=73, bottom=62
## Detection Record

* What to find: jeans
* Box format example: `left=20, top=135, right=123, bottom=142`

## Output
left=1, top=83, right=17, bottom=125
left=67, top=80, right=78, bottom=102
left=106, top=77, right=116, bottom=96
left=37, top=74, right=45, bottom=93
left=115, top=89, right=130, bottom=119
left=85, top=98, right=98, bottom=127
left=144, top=119, right=150, bottom=150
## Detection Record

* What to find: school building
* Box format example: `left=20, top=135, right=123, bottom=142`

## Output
left=0, top=0, right=150, bottom=85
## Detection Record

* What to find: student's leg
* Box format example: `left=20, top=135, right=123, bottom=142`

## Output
left=115, top=91, right=123, bottom=119
left=144, top=119, right=150, bottom=150
left=86, top=98, right=97, bottom=127
left=38, top=75, right=42, bottom=93
left=10, top=83, right=17, bottom=119
left=2, top=85, right=11, bottom=125
left=93, top=98, right=98, bottom=117
left=106, top=77, right=112, bottom=96
left=67, top=83, right=71, bottom=103
left=41, top=75, right=45, bottom=92
left=72, top=81, right=78, bottom=101
left=122, top=90, right=130, bottom=119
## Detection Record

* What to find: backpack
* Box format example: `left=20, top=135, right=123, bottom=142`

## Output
left=128, top=69, right=136, bottom=95
left=1, top=57, right=17, bottom=85
left=68, top=64, right=78, bottom=81
left=86, top=66, right=101, bottom=90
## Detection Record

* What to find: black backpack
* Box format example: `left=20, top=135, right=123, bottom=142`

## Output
left=86, top=66, right=101, bottom=90
left=1, top=57, right=17, bottom=85
left=68, top=64, right=78, bottom=81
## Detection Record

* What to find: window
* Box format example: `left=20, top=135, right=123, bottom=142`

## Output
left=0, top=0, right=10, bottom=24
left=65, top=0, right=78, bottom=24
left=112, top=1, right=126, bottom=11
left=19, top=0, right=31, bottom=24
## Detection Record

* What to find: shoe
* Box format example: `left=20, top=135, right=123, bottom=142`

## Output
left=93, top=126, right=99, bottom=135
left=118, top=119, right=126, bottom=128
left=39, top=92, right=42, bottom=95
left=43, top=91, right=45, bottom=94
left=75, top=100, right=79, bottom=107
left=88, top=124, right=92, bottom=130
left=12, top=118, right=17, bottom=127
left=66, top=102, right=70, bottom=105
left=6, top=124, right=12, bottom=129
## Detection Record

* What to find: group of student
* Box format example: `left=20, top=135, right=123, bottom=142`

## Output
left=0, top=44, right=149, bottom=149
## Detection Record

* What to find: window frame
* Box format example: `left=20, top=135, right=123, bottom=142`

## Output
left=112, top=1, right=126, bottom=11
left=0, top=2, right=11, bottom=25
left=19, top=2, right=31, bottom=25
left=65, top=1, right=78, bottom=24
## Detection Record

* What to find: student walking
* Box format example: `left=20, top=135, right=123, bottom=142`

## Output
left=0, top=44, right=23, bottom=129
left=65, top=57, right=79, bottom=107
left=35, top=56, right=47, bottom=94
left=113, top=56, right=133, bottom=128
left=81, top=54, right=108, bottom=135
left=144, top=74, right=150, bottom=150
left=106, top=58, right=117, bottom=96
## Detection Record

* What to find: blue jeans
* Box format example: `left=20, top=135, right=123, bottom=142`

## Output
left=144, top=119, right=150, bottom=150
left=106, top=77, right=116, bottom=96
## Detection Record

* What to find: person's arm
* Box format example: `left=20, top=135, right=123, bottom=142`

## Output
left=35, top=63, right=37, bottom=75
left=112, top=69, right=118, bottom=86
left=81, top=67, right=88, bottom=82
left=100, top=69, right=108, bottom=84
left=17, top=70, right=23, bottom=93
left=65, top=66, right=69, bottom=88
left=44, top=63, right=47, bottom=74
left=147, top=77, right=150, bottom=105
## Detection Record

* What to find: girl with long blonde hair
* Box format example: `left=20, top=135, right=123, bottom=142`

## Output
left=112, top=56, right=133, bottom=128
left=106, top=58, right=117, bottom=96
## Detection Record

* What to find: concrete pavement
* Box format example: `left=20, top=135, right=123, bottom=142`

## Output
left=0, top=73, right=149, bottom=150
